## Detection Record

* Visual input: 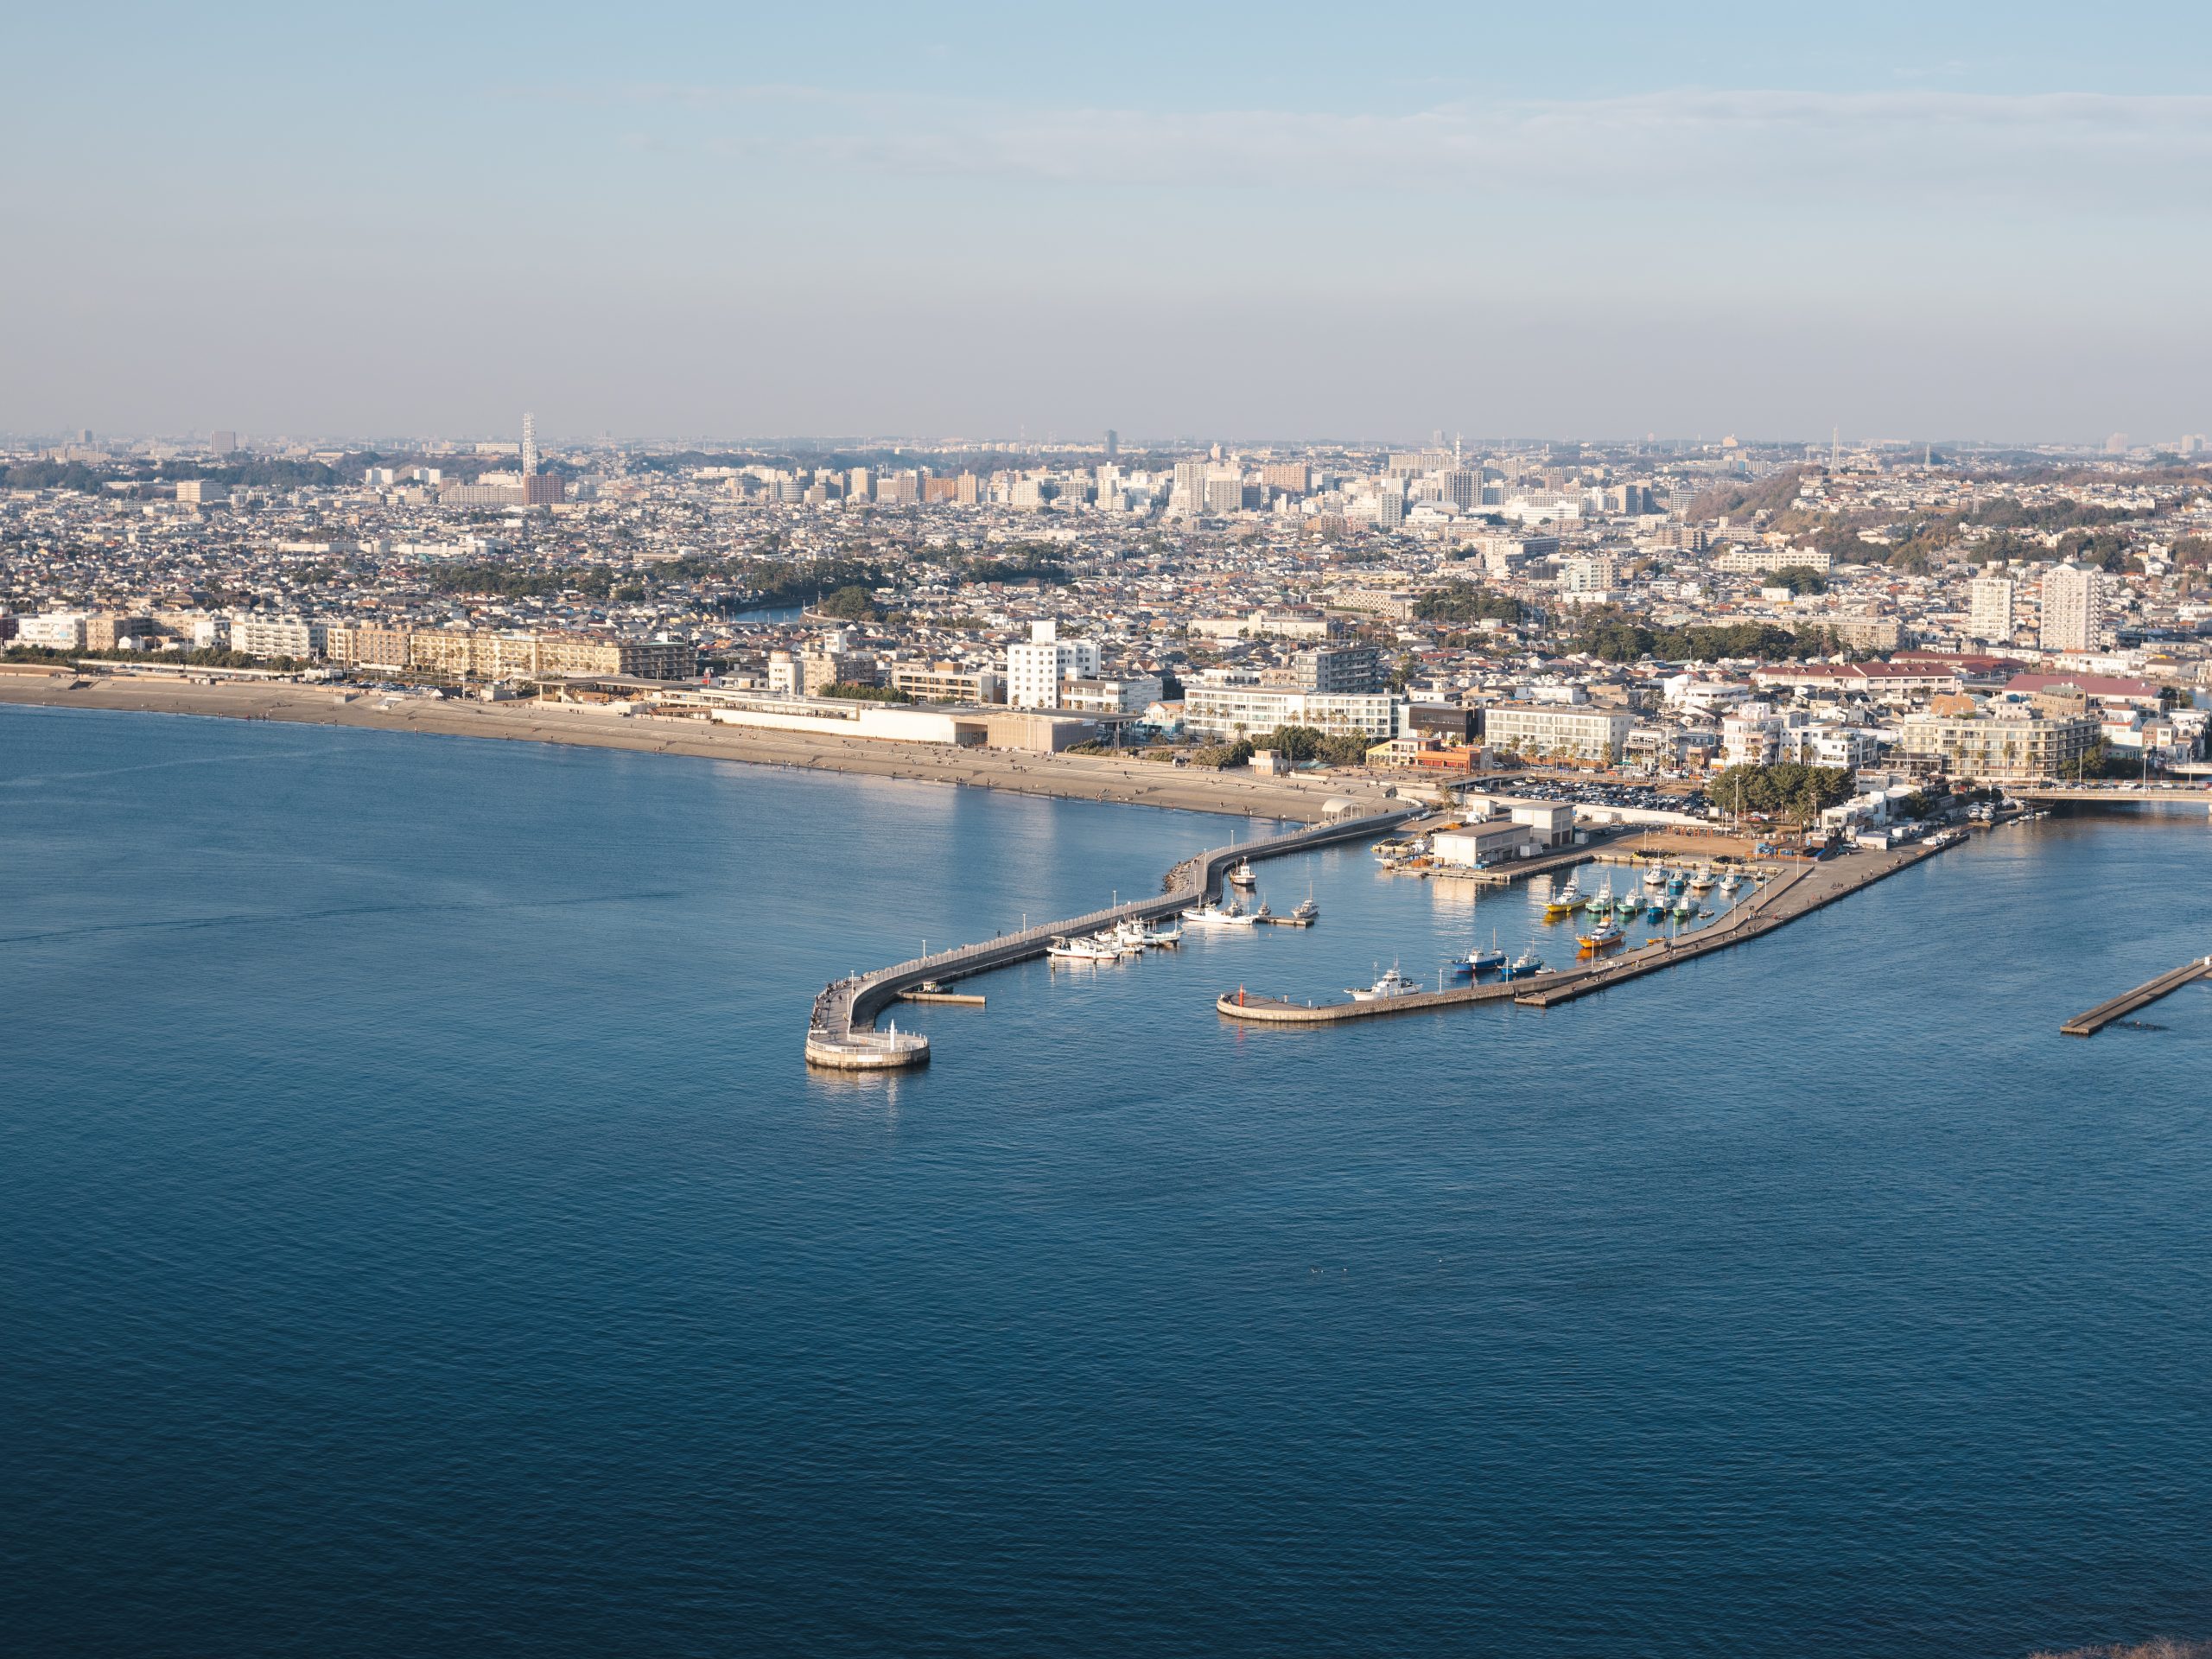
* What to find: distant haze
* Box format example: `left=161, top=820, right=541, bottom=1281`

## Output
left=6, top=1, right=2209, bottom=444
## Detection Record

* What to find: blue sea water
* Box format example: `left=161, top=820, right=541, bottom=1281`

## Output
left=3, top=703, right=2209, bottom=1658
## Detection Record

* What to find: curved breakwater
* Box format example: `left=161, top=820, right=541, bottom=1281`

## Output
left=804, top=808, right=1419, bottom=1068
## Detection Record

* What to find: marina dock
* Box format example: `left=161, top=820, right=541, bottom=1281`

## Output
left=2061, top=957, right=2212, bottom=1037
left=805, top=806, right=1418, bottom=1069
left=1216, top=839, right=1947, bottom=1028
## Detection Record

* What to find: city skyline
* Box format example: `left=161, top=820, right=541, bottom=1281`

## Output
left=6, top=3, right=2209, bottom=442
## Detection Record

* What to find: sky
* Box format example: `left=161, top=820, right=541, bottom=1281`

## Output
left=4, top=1, right=2209, bottom=446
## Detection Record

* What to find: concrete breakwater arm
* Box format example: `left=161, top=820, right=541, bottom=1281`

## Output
left=804, top=808, right=1419, bottom=1070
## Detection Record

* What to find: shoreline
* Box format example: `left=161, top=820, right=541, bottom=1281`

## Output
left=0, top=674, right=1405, bottom=822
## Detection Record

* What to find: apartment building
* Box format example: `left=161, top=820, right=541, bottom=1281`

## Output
left=1006, top=620, right=1101, bottom=709
left=1716, top=546, right=1833, bottom=575
left=1057, top=674, right=1163, bottom=715
left=409, top=629, right=696, bottom=681
left=886, top=662, right=1004, bottom=704
left=1482, top=702, right=1635, bottom=765
left=1896, top=709, right=2100, bottom=780
left=2040, top=565, right=2108, bottom=653
left=1181, top=682, right=1403, bottom=741
left=230, top=615, right=326, bottom=658
left=1968, top=576, right=2016, bottom=643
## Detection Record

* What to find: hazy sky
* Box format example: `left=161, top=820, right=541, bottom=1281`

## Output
left=6, top=2, right=2209, bottom=444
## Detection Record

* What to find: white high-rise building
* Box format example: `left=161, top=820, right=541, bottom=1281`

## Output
left=2039, top=565, right=2107, bottom=654
left=1006, top=620, right=1102, bottom=709
left=1968, top=576, right=2016, bottom=644
left=521, top=412, right=537, bottom=477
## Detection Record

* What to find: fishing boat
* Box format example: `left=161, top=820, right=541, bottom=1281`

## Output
left=1643, top=864, right=1671, bottom=889
left=1047, top=934, right=1117, bottom=962
left=1226, top=857, right=1257, bottom=889
left=1584, top=877, right=1616, bottom=913
left=1613, top=892, right=1643, bottom=919
left=1288, top=884, right=1319, bottom=925
left=1665, top=871, right=1688, bottom=899
left=1346, top=963, right=1420, bottom=1001
left=1718, top=869, right=1744, bottom=893
left=1672, top=898, right=1695, bottom=921
left=1501, top=945, right=1546, bottom=981
left=1575, top=918, right=1624, bottom=952
left=1645, top=898, right=1667, bottom=924
left=1688, top=865, right=1718, bottom=893
left=1181, top=899, right=1257, bottom=929
left=1541, top=880, right=1583, bottom=918
left=1453, top=932, right=1506, bottom=976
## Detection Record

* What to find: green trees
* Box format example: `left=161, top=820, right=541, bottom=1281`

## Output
left=1190, top=738, right=1255, bottom=769
left=1261, top=724, right=1323, bottom=763
left=1567, top=608, right=1836, bottom=664
left=817, top=585, right=880, bottom=620
left=1414, top=582, right=1523, bottom=624
left=1707, top=762, right=1856, bottom=823
left=1767, top=565, right=1827, bottom=595
left=821, top=682, right=909, bottom=702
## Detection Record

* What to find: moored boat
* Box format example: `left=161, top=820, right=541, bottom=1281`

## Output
left=1502, top=946, right=1546, bottom=980
left=1576, top=918, right=1624, bottom=952
left=1181, top=899, right=1257, bottom=929
left=1346, top=963, right=1420, bottom=1001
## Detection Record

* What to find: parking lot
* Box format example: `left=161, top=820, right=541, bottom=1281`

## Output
left=1492, top=776, right=1712, bottom=816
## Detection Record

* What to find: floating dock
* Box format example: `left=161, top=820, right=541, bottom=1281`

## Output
left=2061, top=957, right=2212, bottom=1037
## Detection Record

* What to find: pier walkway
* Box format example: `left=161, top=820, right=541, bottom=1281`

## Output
left=804, top=807, right=1417, bottom=1069
left=2061, top=957, right=2212, bottom=1037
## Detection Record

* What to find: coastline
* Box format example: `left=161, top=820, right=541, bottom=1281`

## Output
left=0, top=675, right=1403, bottom=821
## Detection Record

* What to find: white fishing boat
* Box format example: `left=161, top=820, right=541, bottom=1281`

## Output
left=1180, top=899, right=1257, bottom=929
left=1046, top=934, right=1117, bottom=962
left=1346, top=963, right=1420, bottom=1001
left=1226, top=857, right=1258, bottom=889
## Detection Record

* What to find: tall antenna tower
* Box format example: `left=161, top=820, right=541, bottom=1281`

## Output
left=521, top=411, right=537, bottom=477
left=1830, top=425, right=1838, bottom=468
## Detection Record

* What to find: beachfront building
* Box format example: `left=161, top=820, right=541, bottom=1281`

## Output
left=229, top=615, right=327, bottom=659
left=1481, top=702, right=1634, bottom=766
left=1056, top=674, right=1163, bottom=715
left=886, top=662, right=1004, bottom=704
left=1181, top=680, right=1404, bottom=741
left=1006, top=620, right=1101, bottom=709
left=405, top=628, right=696, bottom=681
left=1895, top=709, right=2100, bottom=781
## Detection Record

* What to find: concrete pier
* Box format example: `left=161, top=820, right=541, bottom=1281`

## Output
left=1215, top=839, right=1946, bottom=1030
left=804, top=807, right=1417, bottom=1069
left=2061, top=957, right=2212, bottom=1037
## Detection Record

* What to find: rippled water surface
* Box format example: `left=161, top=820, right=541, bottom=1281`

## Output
left=4, top=705, right=2209, bottom=1657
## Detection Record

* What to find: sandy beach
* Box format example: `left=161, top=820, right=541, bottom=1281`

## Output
left=0, top=671, right=1410, bottom=821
